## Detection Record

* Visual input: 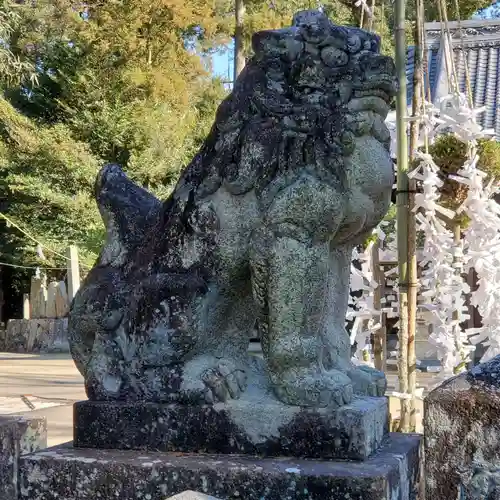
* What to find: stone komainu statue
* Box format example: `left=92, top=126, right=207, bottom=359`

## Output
left=69, top=10, right=397, bottom=408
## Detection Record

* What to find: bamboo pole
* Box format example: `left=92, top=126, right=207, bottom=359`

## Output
left=394, top=0, right=412, bottom=433
left=368, top=0, right=375, bottom=31
left=407, top=0, right=425, bottom=432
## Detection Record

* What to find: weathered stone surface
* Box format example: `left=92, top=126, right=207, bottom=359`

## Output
left=73, top=394, right=388, bottom=460
left=0, top=416, right=47, bottom=500
left=68, top=10, right=397, bottom=410
left=30, top=276, right=47, bottom=319
left=55, top=281, right=69, bottom=318
left=425, top=355, right=500, bottom=499
left=167, top=492, right=221, bottom=500
left=0, top=327, right=5, bottom=349
left=3, top=318, right=69, bottom=353
left=20, top=433, right=421, bottom=500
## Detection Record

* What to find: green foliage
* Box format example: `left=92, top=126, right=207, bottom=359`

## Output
left=422, top=0, right=492, bottom=22
left=364, top=203, right=397, bottom=248
left=0, top=0, right=228, bottom=288
left=415, top=134, right=500, bottom=228
left=0, top=97, right=103, bottom=270
left=425, top=135, right=500, bottom=208
left=477, top=138, right=500, bottom=180
left=0, top=2, right=37, bottom=86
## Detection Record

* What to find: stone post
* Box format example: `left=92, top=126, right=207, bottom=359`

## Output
left=30, top=276, right=47, bottom=319
left=425, top=355, right=500, bottom=499
left=55, top=281, right=69, bottom=318
left=22, top=294, right=30, bottom=320
left=46, top=281, right=58, bottom=318
left=66, top=245, right=80, bottom=302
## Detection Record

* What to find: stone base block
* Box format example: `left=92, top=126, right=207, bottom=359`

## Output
left=74, top=396, right=388, bottom=460
left=0, top=416, right=47, bottom=500
left=425, top=356, right=500, bottom=499
left=20, top=433, right=421, bottom=500
left=3, top=318, right=69, bottom=353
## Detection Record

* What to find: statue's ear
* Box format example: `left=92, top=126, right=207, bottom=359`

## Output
left=95, top=164, right=161, bottom=266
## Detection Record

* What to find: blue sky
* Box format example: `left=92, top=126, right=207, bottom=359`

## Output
left=211, top=41, right=234, bottom=80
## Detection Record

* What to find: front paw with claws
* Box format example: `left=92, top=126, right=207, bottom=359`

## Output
left=178, top=354, right=248, bottom=404
left=202, top=360, right=247, bottom=403
left=346, top=364, right=386, bottom=397
left=271, top=366, right=353, bottom=408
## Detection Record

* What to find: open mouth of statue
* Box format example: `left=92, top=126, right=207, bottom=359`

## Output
left=348, top=94, right=391, bottom=119
left=352, top=74, right=397, bottom=102
left=348, top=77, right=396, bottom=119
left=352, top=88, right=392, bottom=103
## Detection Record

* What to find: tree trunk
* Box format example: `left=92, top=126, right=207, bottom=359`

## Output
left=234, top=0, right=246, bottom=83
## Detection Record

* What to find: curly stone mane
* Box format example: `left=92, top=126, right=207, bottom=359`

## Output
left=170, top=11, right=395, bottom=215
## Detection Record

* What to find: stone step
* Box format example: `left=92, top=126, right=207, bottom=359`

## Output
left=19, top=434, right=421, bottom=500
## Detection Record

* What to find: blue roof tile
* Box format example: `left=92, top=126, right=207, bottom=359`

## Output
left=406, top=19, right=500, bottom=139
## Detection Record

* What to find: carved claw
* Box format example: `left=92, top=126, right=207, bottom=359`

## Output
left=347, top=365, right=387, bottom=397
left=273, top=367, right=353, bottom=408
left=201, top=361, right=247, bottom=403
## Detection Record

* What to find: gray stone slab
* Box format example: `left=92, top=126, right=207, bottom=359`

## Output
left=20, top=433, right=421, bottom=500
left=0, top=415, right=47, bottom=500
left=425, top=355, right=500, bottom=499
left=73, top=396, right=388, bottom=460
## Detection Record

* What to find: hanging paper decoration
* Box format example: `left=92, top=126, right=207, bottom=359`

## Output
left=347, top=241, right=381, bottom=366
left=430, top=94, right=494, bottom=143
left=409, top=150, right=471, bottom=376
left=349, top=84, right=499, bottom=376
left=409, top=89, right=497, bottom=373
left=451, top=154, right=500, bottom=362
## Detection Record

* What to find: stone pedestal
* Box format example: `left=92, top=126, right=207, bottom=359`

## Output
left=18, top=394, right=421, bottom=500
left=20, top=432, right=421, bottom=500
left=425, top=355, right=500, bottom=499
left=73, top=397, right=388, bottom=460
left=0, top=416, right=47, bottom=500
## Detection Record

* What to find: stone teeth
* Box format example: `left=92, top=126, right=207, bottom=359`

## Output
left=348, top=95, right=390, bottom=119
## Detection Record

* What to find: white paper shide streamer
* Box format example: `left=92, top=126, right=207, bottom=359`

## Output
left=411, top=91, right=497, bottom=372
left=349, top=87, right=499, bottom=376
left=409, top=150, right=470, bottom=376
left=452, top=155, right=500, bottom=362
left=348, top=244, right=378, bottom=366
